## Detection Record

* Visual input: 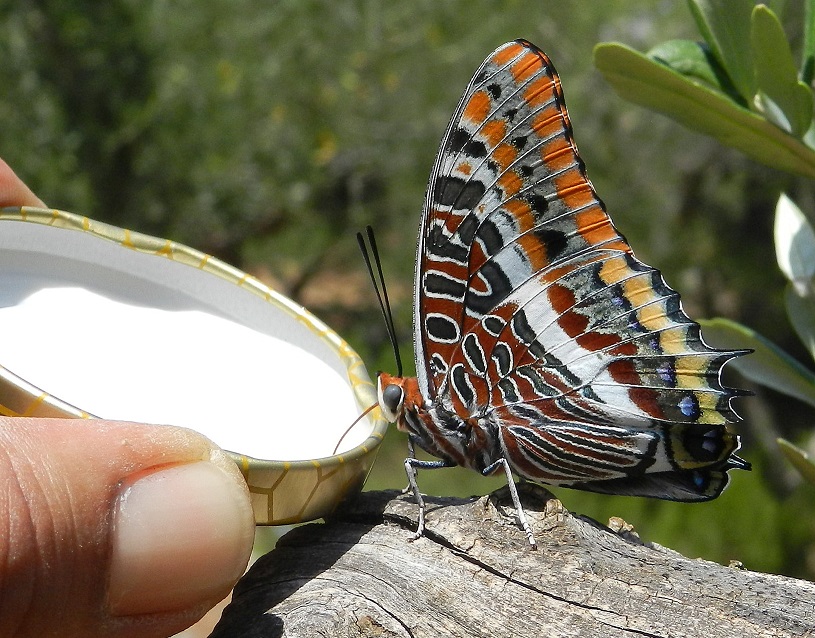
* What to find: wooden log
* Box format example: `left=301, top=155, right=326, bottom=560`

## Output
left=212, top=486, right=815, bottom=637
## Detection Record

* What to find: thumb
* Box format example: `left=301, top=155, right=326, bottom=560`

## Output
left=0, top=158, right=46, bottom=207
left=0, top=418, right=255, bottom=638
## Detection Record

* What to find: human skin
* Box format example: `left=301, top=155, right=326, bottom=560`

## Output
left=0, top=159, right=256, bottom=638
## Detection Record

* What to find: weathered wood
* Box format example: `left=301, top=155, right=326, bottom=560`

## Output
left=212, top=487, right=815, bottom=637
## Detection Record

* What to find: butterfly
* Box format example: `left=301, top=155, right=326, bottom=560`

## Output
left=371, top=39, right=750, bottom=548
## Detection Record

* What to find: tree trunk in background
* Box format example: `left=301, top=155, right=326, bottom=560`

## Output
left=212, top=487, right=815, bottom=637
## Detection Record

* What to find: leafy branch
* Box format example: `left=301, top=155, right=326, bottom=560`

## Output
left=595, top=0, right=815, bottom=482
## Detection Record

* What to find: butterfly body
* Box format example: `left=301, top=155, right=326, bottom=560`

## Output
left=380, top=371, right=504, bottom=475
left=375, top=40, right=749, bottom=546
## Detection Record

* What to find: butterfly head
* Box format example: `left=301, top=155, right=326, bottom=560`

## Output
left=376, top=372, right=426, bottom=434
left=377, top=372, right=405, bottom=423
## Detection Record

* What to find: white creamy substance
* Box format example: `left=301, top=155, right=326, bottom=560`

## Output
left=0, top=285, right=370, bottom=460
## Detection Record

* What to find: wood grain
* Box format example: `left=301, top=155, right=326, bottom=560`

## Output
left=212, top=487, right=815, bottom=637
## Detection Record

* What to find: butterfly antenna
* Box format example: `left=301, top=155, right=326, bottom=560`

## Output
left=357, top=226, right=403, bottom=377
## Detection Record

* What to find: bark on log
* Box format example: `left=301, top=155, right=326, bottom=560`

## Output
left=212, top=486, right=815, bottom=637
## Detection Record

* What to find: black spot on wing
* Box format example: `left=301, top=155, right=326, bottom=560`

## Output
left=483, top=315, right=505, bottom=336
left=527, top=194, right=549, bottom=221
left=452, top=364, right=475, bottom=406
left=511, top=134, right=528, bottom=150
left=434, top=176, right=486, bottom=211
left=463, top=333, right=487, bottom=375
left=426, top=314, right=460, bottom=343
left=492, top=342, right=512, bottom=377
left=448, top=128, right=488, bottom=159
left=535, top=228, right=568, bottom=262
left=424, top=271, right=467, bottom=299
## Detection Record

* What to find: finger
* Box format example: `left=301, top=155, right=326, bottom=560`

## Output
left=0, top=158, right=46, bottom=207
left=0, top=418, right=255, bottom=638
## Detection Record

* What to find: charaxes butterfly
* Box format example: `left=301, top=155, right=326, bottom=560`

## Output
left=371, top=39, right=750, bottom=548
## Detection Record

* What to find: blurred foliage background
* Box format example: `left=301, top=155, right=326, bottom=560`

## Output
left=2, top=0, right=815, bottom=580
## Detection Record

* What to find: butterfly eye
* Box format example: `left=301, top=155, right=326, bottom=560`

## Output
left=378, top=383, right=405, bottom=422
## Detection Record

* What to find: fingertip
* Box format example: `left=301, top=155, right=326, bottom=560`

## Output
left=107, top=459, right=255, bottom=616
left=0, top=158, right=46, bottom=207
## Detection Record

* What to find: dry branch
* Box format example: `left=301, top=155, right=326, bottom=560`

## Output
left=212, top=487, right=815, bottom=637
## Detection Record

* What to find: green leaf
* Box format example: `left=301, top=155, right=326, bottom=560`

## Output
left=774, top=193, right=815, bottom=292
left=778, top=438, right=815, bottom=484
left=699, top=317, right=815, bottom=409
left=594, top=43, right=815, bottom=179
left=646, top=39, right=738, bottom=98
left=687, top=0, right=756, bottom=101
left=803, top=0, right=815, bottom=85
left=751, top=5, right=814, bottom=137
left=786, top=286, right=815, bottom=361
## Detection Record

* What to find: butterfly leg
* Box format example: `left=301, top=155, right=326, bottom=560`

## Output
left=404, top=455, right=456, bottom=541
left=482, top=458, right=537, bottom=549
left=401, top=438, right=418, bottom=495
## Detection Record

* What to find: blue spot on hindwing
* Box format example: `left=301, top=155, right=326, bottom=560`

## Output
left=678, top=394, right=700, bottom=420
left=656, top=360, right=676, bottom=386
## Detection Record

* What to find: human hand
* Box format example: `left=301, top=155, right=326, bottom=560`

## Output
left=0, top=159, right=45, bottom=208
left=0, top=160, right=255, bottom=638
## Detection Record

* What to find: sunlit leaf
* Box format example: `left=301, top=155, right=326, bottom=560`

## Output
left=646, top=39, right=738, bottom=98
left=594, top=43, right=815, bottom=178
left=778, top=438, right=815, bottom=484
left=751, top=5, right=814, bottom=138
left=774, top=193, right=815, bottom=293
left=699, top=317, right=815, bottom=409
left=687, top=0, right=756, bottom=101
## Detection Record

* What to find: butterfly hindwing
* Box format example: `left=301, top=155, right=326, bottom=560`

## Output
left=412, top=39, right=747, bottom=500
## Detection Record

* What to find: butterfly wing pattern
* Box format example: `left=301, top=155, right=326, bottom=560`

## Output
left=376, top=39, right=749, bottom=546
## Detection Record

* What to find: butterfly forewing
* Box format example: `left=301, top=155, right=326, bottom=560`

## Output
left=411, top=39, right=747, bottom=501
left=416, top=42, right=629, bottom=391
